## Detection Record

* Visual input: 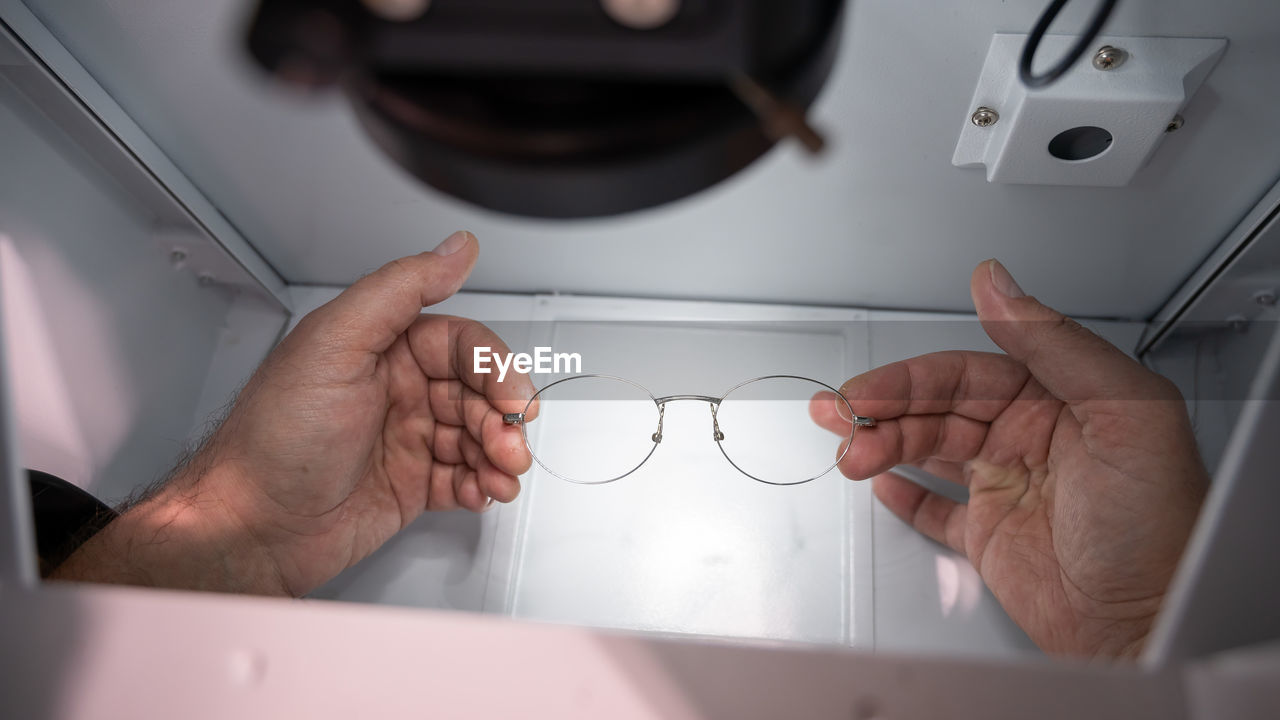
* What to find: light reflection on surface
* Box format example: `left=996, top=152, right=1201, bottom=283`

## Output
left=0, top=235, right=136, bottom=489
left=935, top=553, right=983, bottom=618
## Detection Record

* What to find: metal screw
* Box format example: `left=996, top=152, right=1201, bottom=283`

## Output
left=197, top=272, right=217, bottom=287
left=1255, top=290, right=1278, bottom=307
left=970, top=107, right=999, bottom=128
left=1166, top=115, right=1185, bottom=133
left=601, top=0, right=680, bottom=29
left=169, top=248, right=189, bottom=270
left=1226, top=314, right=1249, bottom=333
left=1092, top=46, right=1128, bottom=71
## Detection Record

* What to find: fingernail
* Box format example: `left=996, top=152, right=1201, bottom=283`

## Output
left=988, top=259, right=1025, bottom=298
left=432, top=231, right=472, bottom=256
left=834, top=396, right=852, bottom=422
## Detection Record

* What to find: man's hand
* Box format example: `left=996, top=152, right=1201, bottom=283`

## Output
left=813, top=259, right=1208, bottom=658
left=54, top=232, right=535, bottom=596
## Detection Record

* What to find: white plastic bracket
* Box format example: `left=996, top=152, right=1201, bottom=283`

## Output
left=952, top=34, right=1227, bottom=186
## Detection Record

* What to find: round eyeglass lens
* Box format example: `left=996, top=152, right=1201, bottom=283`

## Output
left=522, top=375, right=661, bottom=484
left=714, top=376, right=854, bottom=485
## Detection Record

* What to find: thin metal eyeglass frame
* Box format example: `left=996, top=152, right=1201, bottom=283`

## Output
left=502, top=373, right=877, bottom=486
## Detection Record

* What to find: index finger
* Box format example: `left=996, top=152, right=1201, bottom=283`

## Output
left=839, top=350, right=1031, bottom=423
left=407, top=314, right=537, bottom=417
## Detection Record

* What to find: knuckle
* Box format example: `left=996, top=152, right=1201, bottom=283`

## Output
left=1146, top=373, right=1186, bottom=403
left=1049, top=314, right=1093, bottom=344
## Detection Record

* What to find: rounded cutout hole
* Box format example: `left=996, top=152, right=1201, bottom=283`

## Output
left=1048, top=126, right=1113, bottom=161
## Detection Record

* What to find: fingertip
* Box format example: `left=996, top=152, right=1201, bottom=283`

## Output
left=431, top=230, right=474, bottom=257
left=432, top=231, right=480, bottom=285
left=485, top=414, right=533, bottom=477
left=835, top=443, right=871, bottom=482
left=496, top=476, right=521, bottom=504
left=414, top=232, right=479, bottom=304
left=456, top=475, right=489, bottom=513
left=521, top=394, right=540, bottom=422
left=468, top=446, right=520, bottom=503
left=834, top=395, right=852, bottom=423
left=489, top=374, right=538, bottom=416
left=872, top=471, right=925, bottom=518
left=504, top=430, right=535, bottom=476
left=481, top=467, right=521, bottom=504
left=835, top=417, right=903, bottom=482
left=837, top=369, right=900, bottom=420
left=809, top=391, right=852, bottom=436
left=971, top=259, right=1013, bottom=323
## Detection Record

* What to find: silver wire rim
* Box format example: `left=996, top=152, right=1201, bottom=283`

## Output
left=514, top=373, right=869, bottom=486
left=713, top=375, right=856, bottom=486
left=519, top=373, right=661, bottom=485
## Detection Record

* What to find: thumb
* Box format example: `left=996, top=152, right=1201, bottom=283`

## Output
left=971, top=259, right=1156, bottom=406
left=311, top=231, right=479, bottom=353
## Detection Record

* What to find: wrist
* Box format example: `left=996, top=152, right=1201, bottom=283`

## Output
left=51, top=462, right=291, bottom=597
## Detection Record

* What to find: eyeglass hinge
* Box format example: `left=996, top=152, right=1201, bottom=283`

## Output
left=503, top=413, right=524, bottom=425
left=652, top=403, right=666, bottom=443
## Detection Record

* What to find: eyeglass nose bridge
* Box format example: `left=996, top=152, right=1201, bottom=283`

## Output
left=653, top=395, right=725, bottom=444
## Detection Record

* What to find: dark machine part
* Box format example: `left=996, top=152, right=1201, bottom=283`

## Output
left=245, top=0, right=845, bottom=218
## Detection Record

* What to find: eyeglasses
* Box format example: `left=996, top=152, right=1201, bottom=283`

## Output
left=502, top=374, right=877, bottom=486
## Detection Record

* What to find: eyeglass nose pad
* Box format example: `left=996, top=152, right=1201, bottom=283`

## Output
left=709, top=404, right=725, bottom=442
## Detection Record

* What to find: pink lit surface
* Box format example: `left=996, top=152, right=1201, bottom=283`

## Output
left=0, top=582, right=1178, bottom=720
left=0, top=235, right=136, bottom=490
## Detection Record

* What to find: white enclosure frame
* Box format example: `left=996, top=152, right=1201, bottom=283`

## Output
left=2, top=4, right=1279, bottom=717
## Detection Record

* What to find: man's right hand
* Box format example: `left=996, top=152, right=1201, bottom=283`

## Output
left=813, top=259, right=1209, bottom=658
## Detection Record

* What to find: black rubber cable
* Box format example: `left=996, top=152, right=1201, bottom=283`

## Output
left=1019, top=0, right=1120, bottom=89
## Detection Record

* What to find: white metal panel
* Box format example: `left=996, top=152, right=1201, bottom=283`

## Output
left=1146, top=323, right=1280, bottom=664
left=0, top=0, right=290, bottom=309
left=0, top=56, right=276, bottom=504
left=952, top=34, right=1226, bottom=186
left=0, top=582, right=1195, bottom=720
left=11, top=0, right=1280, bottom=318
left=0, top=234, right=38, bottom=588
left=507, top=313, right=868, bottom=645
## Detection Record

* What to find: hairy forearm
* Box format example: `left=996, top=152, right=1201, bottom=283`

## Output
left=49, top=466, right=291, bottom=596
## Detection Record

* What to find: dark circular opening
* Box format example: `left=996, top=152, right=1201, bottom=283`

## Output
left=1048, top=126, right=1113, bottom=161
